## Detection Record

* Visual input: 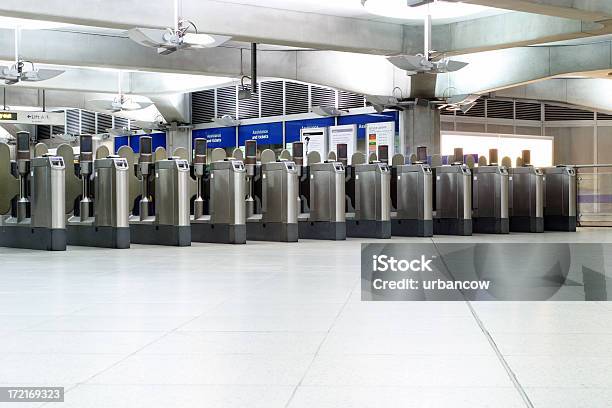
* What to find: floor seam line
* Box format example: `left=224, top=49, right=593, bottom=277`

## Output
left=431, top=239, right=535, bottom=408
left=282, top=284, right=355, bottom=408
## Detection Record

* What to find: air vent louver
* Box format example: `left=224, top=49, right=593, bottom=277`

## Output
left=515, top=102, right=541, bottom=121
left=97, top=113, right=113, bottom=133
left=192, top=89, right=215, bottom=124
left=311, top=86, right=336, bottom=109
left=545, top=104, right=594, bottom=121
left=260, top=81, right=283, bottom=117
left=285, top=82, right=309, bottom=115
left=66, top=109, right=80, bottom=135
left=456, top=98, right=485, bottom=117
left=217, top=86, right=237, bottom=118
left=486, top=99, right=514, bottom=119
left=81, top=110, right=95, bottom=134
left=338, top=91, right=365, bottom=110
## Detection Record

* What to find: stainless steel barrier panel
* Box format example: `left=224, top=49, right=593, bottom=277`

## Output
left=576, top=165, right=612, bottom=226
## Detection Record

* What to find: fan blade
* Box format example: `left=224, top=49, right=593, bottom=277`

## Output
left=23, top=69, right=64, bottom=81
left=444, top=60, right=469, bottom=72
left=183, top=33, right=232, bottom=48
left=432, top=59, right=469, bottom=74
left=128, top=28, right=166, bottom=48
left=387, top=55, right=431, bottom=72
left=158, top=46, right=177, bottom=55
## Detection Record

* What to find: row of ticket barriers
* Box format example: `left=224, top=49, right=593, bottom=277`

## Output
left=0, top=132, right=576, bottom=251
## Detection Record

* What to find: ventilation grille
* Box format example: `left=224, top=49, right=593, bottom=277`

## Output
left=129, top=120, right=141, bottom=131
left=311, top=86, right=335, bottom=109
left=338, top=91, right=365, bottom=110
left=192, top=89, right=215, bottom=124
left=217, top=86, right=237, bottom=118
left=66, top=109, right=80, bottom=135
left=97, top=113, right=113, bottom=132
left=81, top=110, right=95, bottom=134
left=37, top=125, right=50, bottom=140
left=51, top=125, right=64, bottom=135
left=486, top=99, right=513, bottom=119
left=545, top=104, right=594, bottom=121
left=515, top=102, right=541, bottom=121
left=260, top=81, right=283, bottom=117
left=285, top=82, right=309, bottom=115
left=114, top=116, right=129, bottom=130
left=440, top=108, right=455, bottom=116
left=598, top=112, right=612, bottom=121
left=238, top=85, right=259, bottom=120
left=457, top=98, right=485, bottom=117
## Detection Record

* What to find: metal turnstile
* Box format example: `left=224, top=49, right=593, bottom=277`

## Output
left=298, top=161, right=346, bottom=240
left=391, top=161, right=433, bottom=237
left=543, top=166, right=576, bottom=231
left=129, top=136, right=191, bottom=246
left=509, top=166, right=544, bottom=233
left=346, top=157, right=391, bottom=239
left=433, top=164, right=472, bottom=236
left=472, top=165, right=509, bottom=234
left=0, top=132, right=66, bottom=250
left=66, top=135, right=131, bottom=248
left=294, top=142, right=346, bottom=240
left=246, top=149, right=299, bottom=242
left=191, top=138, right=247, bottom=244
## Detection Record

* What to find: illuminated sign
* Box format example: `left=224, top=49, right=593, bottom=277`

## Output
left=0, top=112, right=18, bottom=121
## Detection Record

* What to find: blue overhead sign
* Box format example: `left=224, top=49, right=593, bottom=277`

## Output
left=114, top=136, right=129, bottom=153
left=238, top=122, right=283, bottom=146
left=129, top=133, right=167, bottom=153
left=192, top=127, right=236, bottom=148
left=284, top=117, right=336, bottom=143
left=337, top=112, right=399, bottom=139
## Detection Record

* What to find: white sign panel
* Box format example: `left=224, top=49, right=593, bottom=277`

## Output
left=0, top=111, right=65, bottom=126
left=366, top=121, right=395, bottom=162
left=300, top=127, right=328, bottom=164
left=329, top=124, right=357, bottom=164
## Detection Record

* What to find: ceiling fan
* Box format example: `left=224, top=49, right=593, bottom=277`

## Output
left=87, top=72, right=153, bottom=113
left=0, top=28, right=64, bottom=85
left=378, top=1, right=468, bottom=75
left=128, top=0, right=231, bottom=55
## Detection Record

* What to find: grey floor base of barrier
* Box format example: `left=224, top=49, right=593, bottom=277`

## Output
left=298, top=221, right=346, bottom=240
left=191, top=222, right=246, bottom=244
left=130, top=223, right=191, bottom=246
left=246, top=222, right=298, bottom=242
left=0, top=226, right=66, bottom=251
left=544, top=215, right=576, bottom=232
left=510, top=216, right=544, bottom=233
left=391, top=218, right=433, bottom=237
left=346, top=219, right=391, bottom=239
left=433, top=218, right=473, bottom=236
left=473, top=217, right=509, bottom=234
left=67, top=225, right=130, bottom=248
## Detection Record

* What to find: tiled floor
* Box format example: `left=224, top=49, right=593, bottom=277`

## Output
left=1, top=228, right=611, bottom=407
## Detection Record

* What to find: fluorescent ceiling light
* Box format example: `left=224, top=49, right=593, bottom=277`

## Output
left=362, top=0, right=497, bottom=21
left=0, top=16, right=67, bottom=30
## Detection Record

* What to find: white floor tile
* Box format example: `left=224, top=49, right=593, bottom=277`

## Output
left=302, top=355, right=513, bottom=387
left=287, top=385, right=525, bottom=408
left=88, top=354, right=314, bottom=386
left=25, top=315, right=195, bottom=332
left=0, top=354, right=124, bottom=384
left=506, top=356, right=612, bottom=387
left=525, top=387, right=612, bottom=408
left=60, top=384, right=294, bottom=408
left=141, top=331, right=325, bottom=355
left=0, top=332, right=163, bottom=355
